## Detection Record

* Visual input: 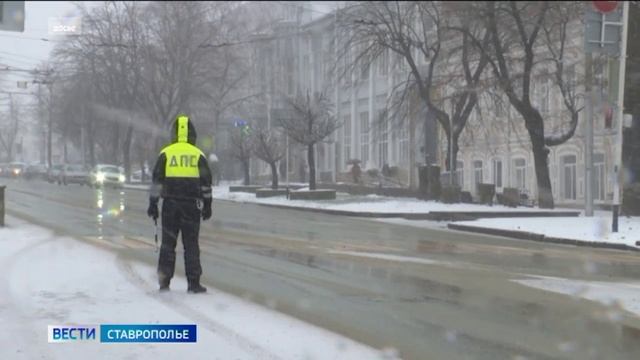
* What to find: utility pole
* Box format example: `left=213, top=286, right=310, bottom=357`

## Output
left=584, top=1, right=627, bottom=230
left=37, top=83, right=45, bottom=164
left=33, top=77, right=54, bottom=169
left=584, top=53, right=595, bottom=217
left=8, top=93, right=14, bottom=162
left=612, top=1, right=629, bottom=232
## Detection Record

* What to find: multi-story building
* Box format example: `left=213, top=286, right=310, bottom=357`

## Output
left=249, top=2, right=431, bottom=187
left=248, top=2, right=621, bottom=205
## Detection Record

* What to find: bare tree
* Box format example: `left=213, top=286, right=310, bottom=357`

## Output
left=54, top=1, right=145, bottom=178
left=0, top=95, right=21, bottom=161
left=459, top=1, right=583, bottom=208
left=337, top=1, right=489, bottom=179
left=253, top=123, right=285, bottom=189
left=228, top=125, right=254, bottom=185
left=279, top=91, right=340, bottom=190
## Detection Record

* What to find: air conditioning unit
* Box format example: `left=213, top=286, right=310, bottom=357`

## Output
left=0, top=1, right=25, bottom=32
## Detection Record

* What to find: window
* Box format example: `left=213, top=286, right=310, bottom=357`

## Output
left=378, top=111, right=388, bottom=167
left=303, top=55, right=310, bottom=87
left=343, top=114, right=351, bottom=166
left=360, top=112, right=369, bottom=165
left=539, top=80, right=550, bottom=114
left=378, top=49, right=388, bottom=76
left=492, top=159, right=503, bottom=188
left=514, top=158, right=527, bottom=191
left=361, top=61, right=369, bottom=81
left=561, top=154, right=577, bottom=200
left=593, top=153, right=605, bottom=201
left=474, top=160, right=483, bottom=193
left=495, top=98, right=504, bottom=118
left=399, top=124, right=409, bottom=163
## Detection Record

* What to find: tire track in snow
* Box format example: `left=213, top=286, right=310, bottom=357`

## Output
left=0, top=237, right=57, bottom=360
left=115, top=256, right=282, bottom=360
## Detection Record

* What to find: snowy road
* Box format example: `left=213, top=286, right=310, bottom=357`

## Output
left=4, top=178, right=640, bottom=359
left=0, top=221, right=384, bottom=360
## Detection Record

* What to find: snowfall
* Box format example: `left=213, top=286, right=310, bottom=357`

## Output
left=0, top=217, right=395, bottom=360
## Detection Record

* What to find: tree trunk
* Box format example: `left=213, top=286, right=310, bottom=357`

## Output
left=308, top=143, right=316, bottom=190
left=86, top=119, right=96, bottom=167
left=270, top=162, right=279, bottom=189
left=111, top=125, right=120, bottom=164
left=444, top=133, right=460, bottom=185
left=47, top=113, right=52, bottom=169
left=123, top=124, right=134, bottom=182
left=242, top=159, right=250, bottom=185
left=524, top=110, right=554, bottom=209
left=63, top=141, right=68, bottom=164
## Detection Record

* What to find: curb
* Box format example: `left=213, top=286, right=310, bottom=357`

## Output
left=217, top=199, right=580, bottom=221
left=447, top=223, right=640, bottom=252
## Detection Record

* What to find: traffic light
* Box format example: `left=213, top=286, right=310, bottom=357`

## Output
left=605, top=105, right=613, bottom=129
left=0, top=1, right=25, bottom=32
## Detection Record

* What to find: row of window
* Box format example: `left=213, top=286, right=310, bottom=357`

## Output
left=341, top=112, right=409, bottom=169
left=456, top=154, right=606, bottom=201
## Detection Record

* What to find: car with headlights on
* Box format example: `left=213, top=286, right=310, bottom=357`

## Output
left=7, top=162, right=27, bottom=178
left=90, top=164, right=126, bottom=189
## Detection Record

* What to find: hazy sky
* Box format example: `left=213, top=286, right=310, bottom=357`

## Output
left=0, top=1, right=336, bottom=88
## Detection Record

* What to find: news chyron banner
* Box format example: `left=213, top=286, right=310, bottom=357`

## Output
left=48, top=324, right=197, bottom=343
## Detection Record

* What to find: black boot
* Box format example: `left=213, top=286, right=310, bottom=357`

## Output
left=159, top=280, right=170, bottom=292
left=158, top=272, right=170, bottom=292
left=187, top=281, right=207, bottom=294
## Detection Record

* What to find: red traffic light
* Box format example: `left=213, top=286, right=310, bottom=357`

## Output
left=593, top=1, right=618, bottom=13
left=605, top=105, right=613, bottom=129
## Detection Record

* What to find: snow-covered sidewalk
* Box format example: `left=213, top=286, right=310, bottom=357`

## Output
left=514, top=275, right=640, bottom=318
left=213, top=186, right=576, bottom=214
left=0, top=219, right=391, bottom=360
left=452, top=213, right=640, bottom=249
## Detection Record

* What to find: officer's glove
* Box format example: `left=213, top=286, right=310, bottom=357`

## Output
left=202, top=199, right=212, bottom=221
left=147, top=199, right=159, bottom=220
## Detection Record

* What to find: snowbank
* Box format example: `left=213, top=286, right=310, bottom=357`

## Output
left=0, top=219, right=391, bottom=360
left=455, top=213, right=640, bottom=248
left=514, top=275, right=640, bottom=317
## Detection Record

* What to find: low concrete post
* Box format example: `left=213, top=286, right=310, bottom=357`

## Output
left=0, top=185, right=5, bottom=227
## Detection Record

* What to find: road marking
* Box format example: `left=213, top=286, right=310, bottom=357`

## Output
left=327, top=250, right=459, bottom=267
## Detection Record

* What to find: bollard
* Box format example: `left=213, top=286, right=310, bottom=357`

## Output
left=0, top=185, right=5, bottom=227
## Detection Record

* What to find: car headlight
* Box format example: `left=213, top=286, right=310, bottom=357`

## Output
left=118, top=174, right=126, bottom=183
left=13, top=169, right=20, bottom=175
left=96, top=172, right=106, bottom=182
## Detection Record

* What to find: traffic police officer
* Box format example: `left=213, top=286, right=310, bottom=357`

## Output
left=147, top=114, right=212, bottom=293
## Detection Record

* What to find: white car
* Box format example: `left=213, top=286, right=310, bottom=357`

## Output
left=90, top=164, right=126, bottom=189
left=61, top=164, right=90, bottom=186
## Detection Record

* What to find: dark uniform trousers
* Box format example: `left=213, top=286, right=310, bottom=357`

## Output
left=158, top=198, right=202, bottom=283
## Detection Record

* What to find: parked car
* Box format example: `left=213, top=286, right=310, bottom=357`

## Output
left=90, top=164, right=126, bottom=189
left=61, top=164, right=90, bottom=186
left=24, top=163, right=49, bottom=181
left=7, top=162, right=27, bottom=178
left=48, top=164, right=65, bottom=184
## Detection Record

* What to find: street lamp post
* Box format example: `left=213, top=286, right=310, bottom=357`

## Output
left=33, top=77, right=54, bottom=169
left=612, top=1, right=629, bottom=232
